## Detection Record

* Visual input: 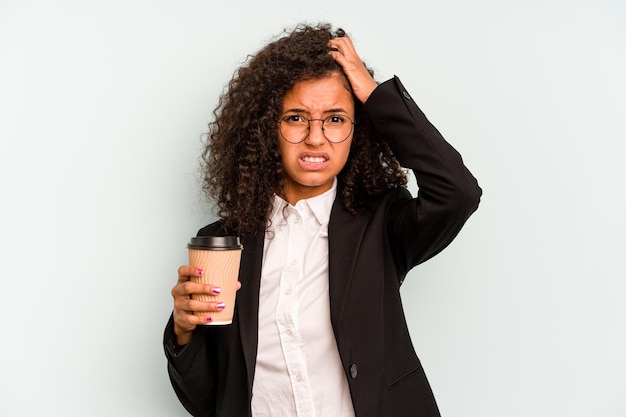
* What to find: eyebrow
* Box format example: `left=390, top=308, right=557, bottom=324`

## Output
left=282, top=107, right=350, bottom=115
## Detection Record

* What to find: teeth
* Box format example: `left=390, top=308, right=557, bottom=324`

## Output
left=303, top=156, right=326, bottom=163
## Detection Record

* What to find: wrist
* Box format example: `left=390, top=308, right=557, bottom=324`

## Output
left=355, top=78, right=378, bottom=104
left=173, top=324, right=193, bottom=346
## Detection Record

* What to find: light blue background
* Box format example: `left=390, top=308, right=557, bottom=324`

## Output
left=1, top=0, right=625, bottom=415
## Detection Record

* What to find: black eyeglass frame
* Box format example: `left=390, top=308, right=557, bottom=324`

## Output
left=277, top=114, right=357, bottom=144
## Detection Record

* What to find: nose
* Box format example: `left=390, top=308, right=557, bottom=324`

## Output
left=304, top=119, right=326, bottom=146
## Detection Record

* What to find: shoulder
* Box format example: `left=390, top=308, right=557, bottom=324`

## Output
left=366, top=186, right=412, bottom=212
left=197, top=220, right=228, bottom=237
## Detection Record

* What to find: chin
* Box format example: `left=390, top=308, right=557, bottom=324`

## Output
left=296, top=176, right=332, bottom=187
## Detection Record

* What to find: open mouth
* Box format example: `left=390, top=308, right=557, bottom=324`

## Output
left=299, top=153, right=329, bottom=170
left=302, top=156, right=327, bottom=163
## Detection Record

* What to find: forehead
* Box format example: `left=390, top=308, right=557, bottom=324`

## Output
left=282, top=74, right=354, bottom=114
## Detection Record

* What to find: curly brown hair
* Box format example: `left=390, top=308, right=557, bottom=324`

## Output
left=202, top=23, right=407, bottom=236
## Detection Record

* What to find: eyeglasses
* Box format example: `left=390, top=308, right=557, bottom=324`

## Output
left=277, top=114, right=356, bottom=144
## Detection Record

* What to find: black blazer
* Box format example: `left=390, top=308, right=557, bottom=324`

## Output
left=164, top=77, right=482, bottom=417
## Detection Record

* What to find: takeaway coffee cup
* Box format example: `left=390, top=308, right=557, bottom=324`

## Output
left=187, top=236, right=243, bottom=325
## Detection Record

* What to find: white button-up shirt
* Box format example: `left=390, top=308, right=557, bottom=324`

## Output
left=251, top=179, right=355, bottom=417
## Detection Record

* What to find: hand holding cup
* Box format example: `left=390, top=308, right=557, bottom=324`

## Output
left=171, top=236, right=243, bottom=346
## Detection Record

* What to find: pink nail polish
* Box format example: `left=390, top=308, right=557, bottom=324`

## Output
left=206, top=317, right=213, bottom=323
left=196, top=268, right=204, bottom=276
left=216, top=302, right=226, bottom=310
left=212, top=287, right=222, bottom=295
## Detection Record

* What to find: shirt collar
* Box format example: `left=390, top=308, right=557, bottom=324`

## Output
left=298, top=177, right=337, bottom=226
left=268, top=177, right=337, bottom=227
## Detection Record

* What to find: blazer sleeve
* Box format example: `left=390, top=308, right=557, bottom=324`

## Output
left=162, top=221, right=227, bottom=416
left=364, top=76, right=482, bottom=278
left=163, top=315, right=216, bottom=416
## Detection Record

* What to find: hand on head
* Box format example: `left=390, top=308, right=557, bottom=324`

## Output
left=328, top=33, right=378, bottom=104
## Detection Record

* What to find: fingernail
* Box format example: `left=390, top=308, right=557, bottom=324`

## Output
left=196, top=268, right=204, bottom=276
left=206, top=317, right=213, bottom=323
left=216, top=302, right=226, bottom=310
left=212, top=287, right=222, bottom=295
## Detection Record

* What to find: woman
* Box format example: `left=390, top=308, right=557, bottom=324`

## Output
left=164, top=23, right=481, bottom=417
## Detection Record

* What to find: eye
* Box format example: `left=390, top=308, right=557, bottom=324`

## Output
left=283, top=115, right=306, bottom=124
left=326, top=115, right=346, bottom=125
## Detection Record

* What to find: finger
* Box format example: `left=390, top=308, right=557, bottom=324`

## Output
left=178, top=265, right=204, bottom=282
left=328, top=48, right=351, bottom=69
left=329, top=35, right=354, bottom=48
left=193, top=315, right=217, bottom=325
left=173, top=308, right=212, bottom=331
left=174, top=301, right=225, bottom=328
left=172, top=281, right=220, bottom=298
left=328, top=43, right=362, bottom=70
left=328, top=37, right=357, bottom=57
left=175, top=297, right=225, bottom=314
left=173, top=300, right=222, bottom=327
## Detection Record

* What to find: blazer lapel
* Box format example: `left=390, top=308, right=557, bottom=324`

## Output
left=235, top=233, right=264, bottom=393
left=328, top=198, right=370, bottom=330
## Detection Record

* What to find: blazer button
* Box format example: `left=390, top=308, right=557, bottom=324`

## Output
left=350, top=364, right=358, bottom=379
left=402, top=90, right=411, bottom=100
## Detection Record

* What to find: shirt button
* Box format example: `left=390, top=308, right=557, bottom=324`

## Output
left=290, top=259, right=297, bottom=266
left=286, top=329, right=293, bottom=336
left=285, top=288, right=292, bottom=295
left=296, top=373, right=303, bottom=382
left=350, top=364, right=358, bottom=379
left=293, top=217, right=300, bottom=224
